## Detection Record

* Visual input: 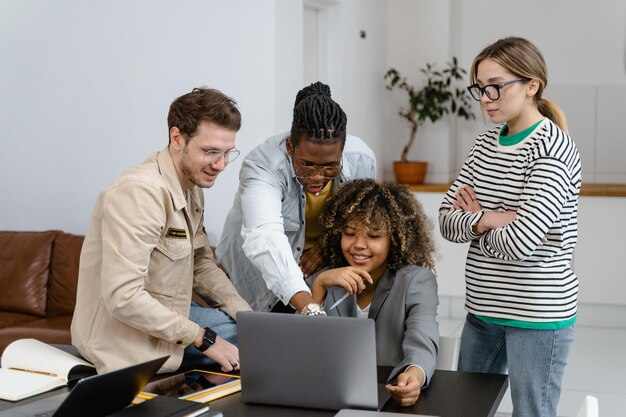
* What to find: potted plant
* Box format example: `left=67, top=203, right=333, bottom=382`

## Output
left=384, top=57, right=475, bottom=184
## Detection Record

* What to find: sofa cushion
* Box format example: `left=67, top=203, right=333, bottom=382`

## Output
left=0, top=315, right=73, bottom=355
left=48, top=233, right=84, bottom=316
left=0, top=311, right=40, bottom=329
left=0, top=231, right=56, bottom=317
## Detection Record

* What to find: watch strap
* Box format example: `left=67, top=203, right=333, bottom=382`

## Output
left=196, top=327, right=217, bottom=352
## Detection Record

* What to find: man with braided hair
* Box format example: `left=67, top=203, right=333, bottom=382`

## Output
left=217, top=82, right=376, bottom=314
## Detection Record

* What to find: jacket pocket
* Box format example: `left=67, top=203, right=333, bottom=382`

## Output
left=156, top=238, right=191, bottom=261
left=147, top=238, right=192, bottom=299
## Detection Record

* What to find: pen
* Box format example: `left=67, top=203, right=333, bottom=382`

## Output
left=329, top=292, right=351, bottom=311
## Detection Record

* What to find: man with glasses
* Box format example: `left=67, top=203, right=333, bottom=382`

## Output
left=71, top=88, right=252, bottom=374
left=217, top=82, right=376, bottom=314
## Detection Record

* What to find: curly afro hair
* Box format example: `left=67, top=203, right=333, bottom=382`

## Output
left=319, top=179, right=436, bottom=271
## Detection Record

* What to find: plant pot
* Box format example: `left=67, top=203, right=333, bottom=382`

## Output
left=393, top=161, right=428, bottom=185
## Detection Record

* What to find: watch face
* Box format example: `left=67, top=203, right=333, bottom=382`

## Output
left=204, top=328, right=217, bottom=345
left=196, top=328, right=217, bottom=352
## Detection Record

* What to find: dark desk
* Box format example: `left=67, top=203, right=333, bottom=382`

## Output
left=0, top=367, right=507, bottom=417
left=210, top=368, right=508, bottom=417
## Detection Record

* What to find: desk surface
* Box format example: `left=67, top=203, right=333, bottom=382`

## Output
left=210, top=368, right=508, bottom=417
left=0, top=368, right=507, bottom=417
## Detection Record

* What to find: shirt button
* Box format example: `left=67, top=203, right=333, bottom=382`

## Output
left=301, top=194, right=305, bottom=199
left=296, top=247, right=301, bottom=251
left=176, top=340, right=183, bottom=345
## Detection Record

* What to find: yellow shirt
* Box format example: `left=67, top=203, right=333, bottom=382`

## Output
left=304, top=180, right=334, bottom=250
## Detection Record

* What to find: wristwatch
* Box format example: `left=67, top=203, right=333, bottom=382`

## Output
left=300, top=303, right=327, bottom=316
left=195, top=327, right=217, bottom=352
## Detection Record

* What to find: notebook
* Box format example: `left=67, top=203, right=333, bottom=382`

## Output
left=0, top=355, right=168, bottom=417
left=237, top=311, right=389, bottom=411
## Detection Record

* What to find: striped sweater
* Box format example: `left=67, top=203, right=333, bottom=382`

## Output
left=439, top=119, right=581, bottom=322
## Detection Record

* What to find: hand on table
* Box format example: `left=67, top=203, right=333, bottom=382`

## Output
left=385, top=366, right=425, bottom=407
left=202, top=336, right=240, bottom=373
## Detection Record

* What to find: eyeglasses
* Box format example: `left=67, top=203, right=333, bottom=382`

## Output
left=293, top=161, right=342, bottom=179
left=189, top=137, right=240, bottom=164
left=201, top=148, right=240, bottom=164
left=466, top=78, right=527, bottom=101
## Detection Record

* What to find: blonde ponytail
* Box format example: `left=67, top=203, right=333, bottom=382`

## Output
left=537, top=97, right=568, bottom=133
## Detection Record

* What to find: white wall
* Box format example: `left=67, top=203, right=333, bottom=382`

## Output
left=0, top=0, right=283, bottom=243
left=327, top=0, right=387, bottom=178
left=2, top=1, right=625, bottom=304
left=275, top=0, right=304, bottom=133
left=384, top=0, right=455, bottom=183
left=384, top=0, right=626, bottom=183
left=388, top=0, right=626, bottom=307
left=0, top=0, right=389, bottom=242
left=299, top=0, right=388, bottom=180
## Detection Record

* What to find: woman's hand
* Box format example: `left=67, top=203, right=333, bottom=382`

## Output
left=454, top=185, right=517, bottom=235
left=453, top=185, right=482, bottom=212
left=310, top=267, right=372, bottom=304
left=473, top=210, right=517, bottom=235
left=385, top=366, right=425, bottom=406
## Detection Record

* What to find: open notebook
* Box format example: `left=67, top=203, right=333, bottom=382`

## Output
left=0, top=356, right=168, bottom=417
left=0, top=339, right=95, bottom=401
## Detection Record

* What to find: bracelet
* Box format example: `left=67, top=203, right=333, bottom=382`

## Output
left=300, top=303, right=327, bottom=316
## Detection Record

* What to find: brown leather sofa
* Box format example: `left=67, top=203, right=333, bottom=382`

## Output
left=0, top=230, right=84, bottom=355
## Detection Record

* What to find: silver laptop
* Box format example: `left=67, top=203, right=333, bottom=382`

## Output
left=0, top=356, right=168, bottom=417
left=238, top=311, right=389, bottom=411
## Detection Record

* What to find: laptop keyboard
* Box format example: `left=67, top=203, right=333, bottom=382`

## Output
left=34, top=411, right=55, bottom=417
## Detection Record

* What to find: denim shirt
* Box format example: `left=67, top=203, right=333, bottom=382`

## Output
left=216, top=133, right=376, bottom=311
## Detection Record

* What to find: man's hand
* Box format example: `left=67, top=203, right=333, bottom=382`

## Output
left=385, top=366, right=424, bottom=406
left=194, top=328, right=240, bottom=372
left=299, top=243, right=324, bottom=278
left=289, top=291, right=316, bottom=313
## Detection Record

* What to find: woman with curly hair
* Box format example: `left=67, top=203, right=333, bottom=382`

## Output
left=308, top=178, right=439, bottom=407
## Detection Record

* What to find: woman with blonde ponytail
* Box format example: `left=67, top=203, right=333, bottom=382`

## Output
left=439, top=37, right=581, bottom=417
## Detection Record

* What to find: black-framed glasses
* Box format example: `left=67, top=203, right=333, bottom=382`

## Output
left=293, top=161, right=342, bottom=179
left=466, top=78, right=527, bottom=101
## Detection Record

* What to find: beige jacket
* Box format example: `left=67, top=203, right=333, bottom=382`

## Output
left=71, top=148, right=251, bottom=374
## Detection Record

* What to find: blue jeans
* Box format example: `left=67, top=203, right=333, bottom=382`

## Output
left=181, top=302, right=238, bottom=369
left=458, top=313, right=574, bottom=417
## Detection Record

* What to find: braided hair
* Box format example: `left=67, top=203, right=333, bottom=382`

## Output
left=320, top=179, right=436, bottom=271
left=290, top=82, right=347, bottom=146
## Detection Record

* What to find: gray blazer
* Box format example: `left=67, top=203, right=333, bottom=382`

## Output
left=316, top=265, right=439, bottom=384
